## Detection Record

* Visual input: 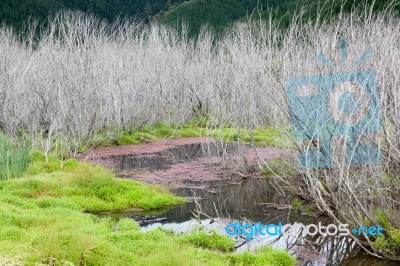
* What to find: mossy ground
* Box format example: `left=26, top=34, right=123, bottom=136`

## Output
left=90, top=120, right=293, bottom=151
left=373, top=209, right=400, bottom=258
left=0, top=151, right=297, bottom=266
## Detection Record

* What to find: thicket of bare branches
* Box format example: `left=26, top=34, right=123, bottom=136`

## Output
left=260, top=5, right=400, bottom=261
left=0, top=11, right=283, bottom=157
left=0, top=3, right=399, bottom=260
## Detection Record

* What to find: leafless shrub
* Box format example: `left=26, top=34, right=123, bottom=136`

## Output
left=256, top=2, right=400, bottom=261
left=0, top=2, right=399, bottom=260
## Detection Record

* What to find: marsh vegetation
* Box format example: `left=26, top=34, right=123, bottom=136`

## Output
left=0, top=0, right=400, bottom=265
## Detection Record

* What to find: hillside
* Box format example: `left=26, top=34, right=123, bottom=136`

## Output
left=157, top=0, right=400, bottom=36
left=0, top=0, right=185, bottom=30
left=0, top=0, right=398, bottom=35
left=156, top=0, right=286, bottom=35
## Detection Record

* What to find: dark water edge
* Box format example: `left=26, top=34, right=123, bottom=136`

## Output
left=101, top=143, right=400, bottom=266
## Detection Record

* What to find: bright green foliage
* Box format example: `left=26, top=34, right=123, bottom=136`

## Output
left=179, top=230, right=235, bottom=252
left=305, top=205, right=313, bottom=215
left=110, top=121, right=202, bottom=146
left=206, top=127, right=292, bottom=147
left=374, top=228, right=400, bottom=258
left=292, top=198, right=303, bottom=212
left=5, top=162, right=185, bottom=212
left=95, top=120, right=291, bottom=149
left=0, top=160, right=296, bottom=265
left=27, top=150, right=80, bottom=175
left=0, top=133, right=29, bottom=180
left=62, top=158, right=80, bottom=172
left=227, top=246, right=297, bottom=266
left=375, top=209, right=393, bottom=230
left=373, top=209, right=400, bottom=257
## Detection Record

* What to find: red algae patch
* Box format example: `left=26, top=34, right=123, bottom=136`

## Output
left=77, top=137, right=213, bottom=159
left=77, top=137, right=289, bottom=188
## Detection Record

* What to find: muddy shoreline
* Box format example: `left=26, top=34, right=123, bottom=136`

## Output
left=78, top=138, right=400, bottom=266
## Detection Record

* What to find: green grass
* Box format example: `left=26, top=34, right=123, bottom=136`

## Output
left=0, top=156, right=296, bottom=265
left=93, top=120, right=292, bottom=150
left=8, top=161, right=185, bottom=213
left=374, top=228, right=400, bottom=259
left=227, top=246, right=298, bottom=266
left=0, top=133, right=29, bottom=180
left=26, top=150, right=80, bottom=175
left=179, top=230, right=235, bottom=252
left=291, top=198, right=303, bottom=213
left=373, top=209, right=400, bottom=258
left=28, top=120, right=293, bottom=156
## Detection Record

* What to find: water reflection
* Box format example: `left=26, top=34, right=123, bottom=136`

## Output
left=137, top=178, right=362, bottom=266
left=112, top=142, right=237, bottom=172
left=104, top=142, right=399, bottom=266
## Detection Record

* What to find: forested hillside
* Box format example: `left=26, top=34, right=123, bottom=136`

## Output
left=156, top=0, right=286, bottom=35
left=158, top=0, right=400, bottom=35
left=0, top=0, right=184, bottom=29
left=0, top=0, right=399, bottom=34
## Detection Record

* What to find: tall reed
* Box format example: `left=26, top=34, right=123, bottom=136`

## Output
left=0, top=133, right=29, bottom=180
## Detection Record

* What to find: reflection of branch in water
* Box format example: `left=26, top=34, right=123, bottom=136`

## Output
left=191, top=195, right=255, bottom=249
left=191, top=192, right=225, bottom=223
left=166, top=143, right=202, bottom=162
left=248, top=225, right=360, bottom=266
left=187, top=182, right=361, bottom=265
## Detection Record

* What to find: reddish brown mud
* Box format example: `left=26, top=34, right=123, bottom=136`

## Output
left=77, top=137, right=288, bottom=188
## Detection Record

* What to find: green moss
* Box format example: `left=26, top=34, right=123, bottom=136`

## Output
left=179, top=230, right=235, bottom=252
left=249, top=128, right=293, bottom=148
left=35, top=119, right=292, bottom=156
left=260, top=168, right=274, bottom=176
left=116, top=133, right=142, bottom=145
left=292, top=199, right=303, bottom=212
left=305, top=205, right=312, bottom=215
left=374, top=228, right=400, bottom=256
left=118, top=218, right=140, bottom=231
left=375, top=209, right=393, bottom=230
left=28, top=149, right=47, bottom=162
left=92, top=120, right=292, bottom=149
left=27, top=150, right=63, bottom=175
left=371, top=209, right=400, bottom=257
left=3, top=162, right=185, bottom=213
left=179, top=128, right=202, bottom=137
left=0, top=159, right=296, bottom=265
left=28, top=151, right=82, bottom=175
left=61, top=158, right=79, bottom=172
left=227, top=246, right=298, bottom=266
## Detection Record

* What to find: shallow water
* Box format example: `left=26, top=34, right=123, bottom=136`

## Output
left=103, top=142, right=399, bottom=266
left=112, top=142, right=237, bottom=172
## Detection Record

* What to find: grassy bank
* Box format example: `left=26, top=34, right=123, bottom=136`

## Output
left=93, top=121, right=292, bottom=149
left=0, top=151, right=296, bottom=265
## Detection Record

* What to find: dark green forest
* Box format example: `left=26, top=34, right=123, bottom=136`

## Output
left=0, top=0, right=398, bottom=34
left=158, top=0, right=400, bottom=35
left=0, top=0, right=184, bottom=29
